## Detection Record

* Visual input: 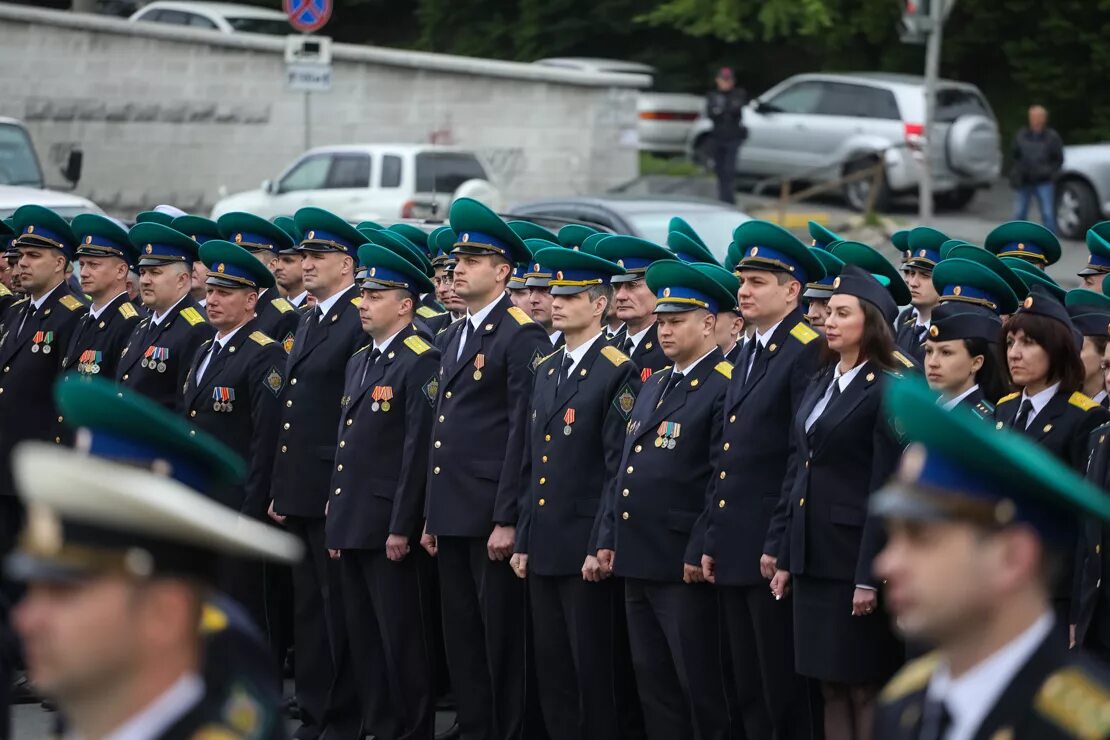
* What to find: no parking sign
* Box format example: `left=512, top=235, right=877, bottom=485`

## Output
left=284, top=0, right=331, bottom=33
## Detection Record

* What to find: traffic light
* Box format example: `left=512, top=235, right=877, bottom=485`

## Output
left=898, top=0, right=932, bottom=44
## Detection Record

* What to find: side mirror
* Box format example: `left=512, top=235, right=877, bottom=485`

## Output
left=262, top=179, right=275, bottom=194
left=61, top=149, right=83, bottom=188
left=753, top=100, right=774, bottom=114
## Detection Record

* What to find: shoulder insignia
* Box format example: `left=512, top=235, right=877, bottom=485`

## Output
left=351, top=296, right=362, bottom=307
left=530, top=348, right=546, bottom=373
left=353, top=343, right=371, bottom=356
left=0, top=284, right=9, bottom=297
left=974, top=400, right=995, bottom=419
left=180, top=306, right=205, bottom=326
left=421, top=376, right=439, bottom=406
left=507, top=305, right=533, bottom=325
left=264, top=366, right=285, bottom=396
left=1070, top=391, right=1100, bottom=412
left=536, top=349, right=561, bottom=366
left=11, top=297, right=27, bottom=307
left=221, top=682, right=263, bottom=738
left=998, top=392, right=1020, bottom=405
left=715, top=361, right=733, bottom=379
left=404, top=335, right=432, bottom=355
left=272, top=297, right=294, bottom=314
left=879, top=652, right=940, bottom=703
left=282, top=332, right=295, bottom=353
left=612, top=383, right=637, bottom=420
left=416, top=305, right=445, bottom=319
left=200, top=602, right=228, bottom=634
left=190, top=725, right=242, bottom=740
left=789, top=321, right=819, bottom=345
left=1034, top=665, right=1110, bottom=738
left=891, top=350, right=915, bottom=368
left=640, top=367, right=653, bottom=383
left=119, top=302, right=138, bottom=319
left=59, top=294, right=83, bottom=311
left=249, top=331, right=274, bottom=346
left=601, top=345, right=630, bottom=366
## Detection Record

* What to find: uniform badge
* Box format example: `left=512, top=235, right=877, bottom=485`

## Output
left=530, top=349, right=545, bottom=373
left=78, top=350, right=103, bottom=375
left=371, top=385, right=393, bottom=412
left=640, top=367, right=653, bottom=383
left=563, top=408, right=575, bottom=436
left=655, top=421, right=680, bottom=449
left=212, top=387, right=235, bottom=412
left=281, top=332, right=295, bottom=353
left=31, top=331, right=53, bottom=354
left=473, top=354, right=485, bottom=381
left=613, top=384, right=636, bottom=420
left=264, top=366, right=284, bottom=396
left=422, top=376, right=439, bottom=407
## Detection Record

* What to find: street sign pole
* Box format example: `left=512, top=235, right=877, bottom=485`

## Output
left=918, top=0, right=957, bottom=221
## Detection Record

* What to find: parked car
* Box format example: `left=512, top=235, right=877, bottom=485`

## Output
left=533, top=58, right=703, bottom=155
left=509, top=195, right=750, bottom=261
left=211, top=145, right=501, bottom=222
left=1055, top=144, right=1110, bottom=239
left=129, top=1, right=291, bottom=35
left=685, top=72, right=1002, bottom=212
left=0, top=118, right=100, bottom=219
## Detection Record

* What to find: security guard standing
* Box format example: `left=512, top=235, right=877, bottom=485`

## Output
left=117, top=222, right=214, bottom=412
left=597, top=259, right=735, bottom=740
left=872, top=378, right=1110, bottom=739
left=511, top=248, right=639, bottom=740
left=594, top=235, right=676, bottom=380
left=326, top=243, right=440, bottom=740
left=421, top=198, right=549, bottom=740
left=217, top=211, right=300, bottom=353
left=699, top=221, right=824, bottom=740
left=894, top=227, right=946, bottom=364
left=62, top=214, right=142, bottom=380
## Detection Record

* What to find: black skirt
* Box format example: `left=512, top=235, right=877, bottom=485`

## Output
left=793, top=574, right=903, bottom=685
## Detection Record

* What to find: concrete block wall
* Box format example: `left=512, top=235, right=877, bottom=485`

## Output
left=0, top=4, right=644, bottom=217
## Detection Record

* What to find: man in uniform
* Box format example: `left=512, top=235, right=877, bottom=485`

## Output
left=9, top=376, right=300, bottom=740
left=895, top=227, right=945, bottom=364
left=597, top=259, right=735, bottom=740
left=273, top=231, right=310, bottom=309
left=62, top=214, right=142, bottom=380
left=0, top=221, right=15, bottom=327
left=182, top=240, right=287, bottom=627
left=325, top=243, right=439, bottom=740
left=510, top=248, right=638, bottom=740
left=872, top=378, right=1110, bottom=739
left=522, top=240, right=567, bottom=350
left=699, top=221, right=824, bottom=740
left=421, top=198, right=548, bottom=740
left=594, top=235, right=676, bottom=380
left=1080, top=225, right=1110, bottom=292
left=172, top=215, right=222, bottom=311
left=117, top=222, right=214, bottom=412
left=268, top=207, right=365, bottom=740
left=802, top=247, right=844, bottom=331
left=985, top=220, right=1062, bottom=272
left=217, top=212, right=300, bottom=353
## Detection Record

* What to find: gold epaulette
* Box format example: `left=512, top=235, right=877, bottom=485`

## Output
left=790, top=321, right=819, bottom=345
left=249, top=331, right=274, bottom=346
left=272, top=297, right=294, bottom=314
left=180, top=306, right=206, bottom=325
left=715, top=361, right=732, bottom=379
left=1070, top=392, right=1100, bottom=412
left=59, top=294, right=84, bottom=311
left=879, top=652, right=940, bottom=703
left=417, top=305, right=445, bottom=319
left=404, top=335, right=432, bottom=355
left=119, top=302, right=138, bottom=319
left=350, top=296, right=362, bottom=307
left=997, top=392, right=1020, bottom=405
left=892, top=350, right=915, bottom=368
left=507, top=306, right=533, bottom=325
left=601, top=345, right=629, bottom=366
left=1034, top=665, right=1110, bottom=737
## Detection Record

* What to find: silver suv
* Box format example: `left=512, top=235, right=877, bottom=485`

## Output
left=686, top=72, right=1002, bottom=211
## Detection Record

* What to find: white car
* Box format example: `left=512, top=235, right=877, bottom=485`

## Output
left=533, top=58, right=702, bottom=155
left=129, top=1, right=291, bottom=35
left=211, top=145, right=501, bottom=222
left=0, top=118, right=102, bottom=219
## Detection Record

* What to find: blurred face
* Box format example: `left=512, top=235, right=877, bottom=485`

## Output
left=1081, top=337, right=1103, bottom=389
left=302, top=251, right=353, bottom=297
left=138, top=263, right=190, bottom=313
left=204, top=285, right=257, bottom=333
left=924, top=339, right=983, bottom=396
left=508, top=288, right=530, bottom=311
left=737, top=269, right=795, bottom=327
left=551, top=290, right=605, bottom=335
left=358, top=287, right=411, bottom=338
left=1102, top=343, right=1110, bottom=395
left=433, top=267, right=451, bottom=305
left=452, top=254, right=509, bottom=304
left=17, top=247, right=66, bottom=297
left=613, top=279, right=655, bottom=323
left=823, top=294, right=865, bottom=355
left=126, top=272, right=139, bottom=301
left=273, top=254, right=304, bottom=294
left=5, top=256, right=18, bottom=291
left=903, top=267, right=939, bottom=309
left=528, top=287, right=555, bottom=330
left=1029, top=106, right=1047, bottom=132
left=1005, top=329, right=1051, bottom=389
left=714, top=311, right=743, bottom=351
left=806, top=298, right=829, bottom=330
left=78, top=257, right=127, bottom=301
left=1081, top=273, right=1107, bottom=292
left=656, top=309, right=714, bottom=365
left=0, top=257, right=11, bottom=290
left=190, top=262, right=208, bottom=299
left=716, top=75, right=734, bottom=91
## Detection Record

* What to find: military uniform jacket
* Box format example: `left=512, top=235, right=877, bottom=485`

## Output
left=117, top=295, right=214, bottom=413
left=517, top=339, right=641, bottom=576
left=325, top=326, right=440, bottom=550
left=254, top=289, right=299, bottom=355
left=958, top=385, right=996, bottom=420
left=628, top=322, right=669, bottom=381
left=599, top=350, right=731, bottom=582
left=0, top=281, right=88, bottom=493
left=424, top=294, right=549, bottom=537
left=873, top=633, right=1110, bottom=739
left=0, top=284, right=15, bottom=331
left=182, top=320, right=286, bottom=519
left=894, top=307, right=927, bottom=365
left=60, top=292, right=141, bottom=379
left=780, top=361, right=904, bottom=586
left=271, top=284, right=366, bottom=519
left=994, top=390, right=1109, bottom=472
left=699, top=312, right=823, bottom=586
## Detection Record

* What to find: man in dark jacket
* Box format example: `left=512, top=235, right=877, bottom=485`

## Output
left=706, top=67, right=747, bottom=205
left=1011, top=105, right=1064, bottom=234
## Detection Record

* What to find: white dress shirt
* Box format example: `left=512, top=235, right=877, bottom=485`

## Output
left=89, top=291, right=128, bottom=320
left=1017, top=382, right=1061, bottom=429
left=673, top=347, right=718, bottom=377
left=548, top=330, right=563, bottom=347
left=151, top=294, right=189, bottom=327
left=72, top=672, right=204, bottom=740
left=457, top=293, right=503, bottom=360
left=563, top=332, right=604, bottom=377
left=195, top=324, right=244, bottom=383
left=940, top=384, right=980, bottom=411
left=314, top=285, right=352, bottom=322
left=804, top=362, right=867, bottom=432
left=289, top=290, right=309, bottom=307
left=373, top=327, right=404, bottom=356
left=625, top=324, right=652, bottom=355
left=747, top=319, right=783, bottom=378
left=1094, top=389, right=1108, bottom=406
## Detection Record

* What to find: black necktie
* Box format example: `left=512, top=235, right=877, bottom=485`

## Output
left=196, top=341, right=222, bottom=383
left=17, top=304, right=38, bottom=341
left=746, top=340, right=764, bottom=381
left=1013, top=399, right=1034, bottom=430
left=916, top=324, right=929, bottom=344
left=918, top=698, right=951, bottom=740
left=658, top=370, right=684, bottom=405
left=622, top=336, right=634, bottom=356
left=557, top=353, right=574, bottom=388
left=360, top=348, right=381, bottom=384
left=456, top=319, right=473, bottom=363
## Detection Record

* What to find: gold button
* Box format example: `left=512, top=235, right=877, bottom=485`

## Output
left=346, top=419, right=353, bottom=426
left=718, top=500, right=727, bottom=508
left=434, top=466, right=441, bottom=475
left=339, top=441, right=345, bottom=448
left=283, top=422, right=291, bottom=430
left=286, top=400, right=293, bottom=407
left=804, top=460, right=809, bottom=468
left=634, top=444, right=642, bottom=453
left=435, top=441, right=442, bottom=448
left=336, top=464, right=343, bottom=471
left=539, top=498, right=546, bottom=506
left=0, top=388, right=4, bottom=394
left=723, top=442, right=730, bottom=451
left=545, top=434, right=552, bottom=442
left=445, top=391, right=452, bottom=398
left=622, top=512, right=630, bottom=520
left=719, top=471, right=727, bottom=480
left=542, top=455, right=548, bottom=463
left=189, top=430, right=196, bottom=436
left=291, top=378, right=297, bottom=385
left=729, top=414, right=736, bottom=423
left=800, top=498, right=806, bottom=507
left=334, top=488, right=341, bottom=495
left=439, top=415, right=446, bottom=423
left=626, top=466, right=634, bottom=474
left=539, top=477, right=546, bottom=485
left=122, top=374, right=129, bottom=380
left=2, top=366, right=7, bottom=372
left=54, top=437, right=60, bottom=444
left=57, top=415, right=63, bottom=423
left=190, top=410, right=197, bottom=418
left=281, top=445, right=287, bottom=453
left=622, top=489, right=630, bottom=497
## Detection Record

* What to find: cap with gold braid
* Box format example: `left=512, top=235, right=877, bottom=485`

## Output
left=532, top=247, right=624, bottom=296
left=11, top=205, right=78, bottom=260
left=7, top=378, right=301, bottom=584
left=128, top=222, right=201, bottom=268
left=217, top=211, right=295, bottom=256
left=646, top=259, right=737, bottom=315
left=170, top=215, right=221, bottom=246
left=200, top=240, right=276, bottom=291
left=985, top=220, right=1061, bottom=267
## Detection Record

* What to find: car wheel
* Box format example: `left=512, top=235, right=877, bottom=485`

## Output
left=691, top=135, right=715, bottom=171
left=1055, top=178, right=1100, bottom=240
left=842, top=156, right=891, bottom=212
left=935, top=187, right=976, bottom=211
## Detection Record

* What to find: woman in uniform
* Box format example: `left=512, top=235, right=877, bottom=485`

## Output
left=771, top=264, right=904, bottom=740
left=1065, top=289, right=1110, bottom=407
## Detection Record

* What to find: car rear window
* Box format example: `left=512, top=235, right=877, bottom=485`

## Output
left=816, top=83, right=901, bottom=120
left=936, top=88, right=992, bottom=122
left=225, top=17, right=293, bottom=35
left=415, top=153, right=487, bottom=193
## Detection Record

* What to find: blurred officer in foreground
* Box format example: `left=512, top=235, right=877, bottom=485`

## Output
left=117, top=223, right=213, bottom=412
left=326, top=244, right=439, bottom=740
left=10, top=377, right=302, bottom=739
left=873, top=377, right=1110, bottom=739
left=512, top=248, right=638, bottom=740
